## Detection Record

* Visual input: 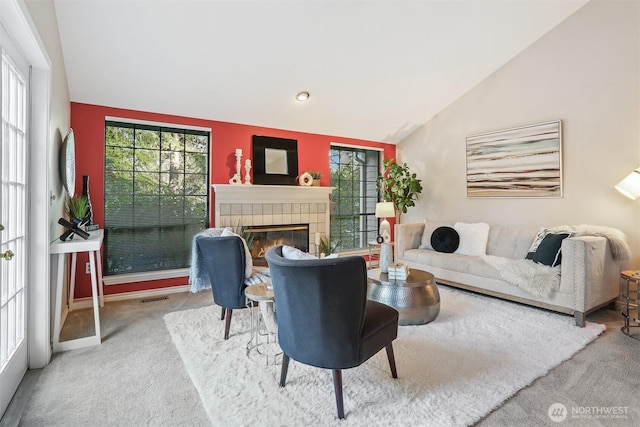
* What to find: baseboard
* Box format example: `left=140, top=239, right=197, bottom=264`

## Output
left=69, top=285, right=191, bottom=310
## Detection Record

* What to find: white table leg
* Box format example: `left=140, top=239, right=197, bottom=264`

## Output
left=96, top=248, right=104, bottom=307
left=69, top=252, right=77, bottom=311
left=52, top=253, right=66, bottom=352
left=88, top=249, right=101, bottom=342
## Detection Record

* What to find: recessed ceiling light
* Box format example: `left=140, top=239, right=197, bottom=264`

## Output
left=296, top=91, right=310, bottom=102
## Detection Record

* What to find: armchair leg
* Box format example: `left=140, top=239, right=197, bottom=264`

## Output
left=221, top=307, right=225, bottom=321
left=386, top=343, right=398, bottom=379
left=332, top=369, right=344, bottom=419
left=280, top=353, right=290, bottom=387
left=224, top=309, right=233, bottom=340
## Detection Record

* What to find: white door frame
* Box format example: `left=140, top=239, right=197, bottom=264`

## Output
left=1, top=0, right=52, bottom=369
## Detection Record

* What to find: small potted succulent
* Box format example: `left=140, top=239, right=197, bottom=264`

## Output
left=308, top=171, right=321, bottom=186
left=66, top=195, right=89, bottom=226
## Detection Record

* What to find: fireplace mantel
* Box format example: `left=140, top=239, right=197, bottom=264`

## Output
left=212, top=184, right=335, bottom=254
left=212, top=184, right=334, bottom=203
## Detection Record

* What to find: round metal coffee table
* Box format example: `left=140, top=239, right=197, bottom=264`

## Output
left=367, top=268, right=440, bottom=325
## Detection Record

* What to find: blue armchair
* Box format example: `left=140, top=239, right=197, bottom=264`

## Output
left=196, top=235, right=249, bottom=340
left=265, top=245, right=399, bottom=419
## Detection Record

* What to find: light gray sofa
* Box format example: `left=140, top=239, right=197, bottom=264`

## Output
left=394, top=222, right=622, bottom=327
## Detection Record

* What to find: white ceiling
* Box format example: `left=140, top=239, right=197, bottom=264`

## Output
left=53, top=0, right=588, bottom=144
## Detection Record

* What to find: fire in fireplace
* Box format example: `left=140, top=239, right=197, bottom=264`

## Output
left=245, top=224, right=309, bottom=264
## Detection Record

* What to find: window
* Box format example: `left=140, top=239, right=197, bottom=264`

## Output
left=329, top=145, right=380, bottom=251
left=104, top=121, right=209, bottom=275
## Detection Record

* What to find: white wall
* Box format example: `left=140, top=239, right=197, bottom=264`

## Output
left=398, top=0, right=640, bottom=268
left=22, top=0, right=70, bottom=366
left=24, top=0, right=70, bottom=236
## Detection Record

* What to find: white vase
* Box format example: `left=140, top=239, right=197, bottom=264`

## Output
left=380, top=242, right=393, bottom=273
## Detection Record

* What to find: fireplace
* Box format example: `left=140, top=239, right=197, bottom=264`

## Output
left=245, top=224, right=309, bottom=265
left=213, top=184, right=334, bottom=259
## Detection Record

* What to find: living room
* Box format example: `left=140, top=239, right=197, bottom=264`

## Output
left=1, top=0, right=639, bottom=425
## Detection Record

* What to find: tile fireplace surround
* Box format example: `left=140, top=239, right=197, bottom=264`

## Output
left=212, top=184, right=334, bottom=255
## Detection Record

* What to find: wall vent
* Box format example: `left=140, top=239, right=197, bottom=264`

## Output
left=140, top=296, right=169, bottom=303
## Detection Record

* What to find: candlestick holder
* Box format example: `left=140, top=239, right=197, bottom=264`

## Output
left=229, top=151, right=243, bottom=185
left=244, top=159, right=252, bottom=185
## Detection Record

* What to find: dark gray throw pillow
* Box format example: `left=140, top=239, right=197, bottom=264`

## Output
left=430, top=226, right=460, bottom=253
left=532, top=232, right=572, bottom=266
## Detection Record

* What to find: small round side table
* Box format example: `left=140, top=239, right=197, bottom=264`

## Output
left=245, top=283, right=282, bottom=365
left=620, top=270, right=640, bottom=340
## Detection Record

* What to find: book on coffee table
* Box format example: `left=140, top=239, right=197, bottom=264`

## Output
left=388, top=262, right=409, bottom=280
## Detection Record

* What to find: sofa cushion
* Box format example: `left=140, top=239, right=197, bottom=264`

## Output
left=532, top=232, right=572, bottom=266
left=453, top=222, right=490, bottom=256
left=403, top=249, right=502, bottom=281
left=419, top=219, right=453, bottom=250
left=430, top=226, right=459, bottom=253
left=486, top=226, right=539, bottom=259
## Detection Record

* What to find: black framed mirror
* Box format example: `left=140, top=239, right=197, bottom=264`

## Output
left=252, top=135, right=298, bottom=185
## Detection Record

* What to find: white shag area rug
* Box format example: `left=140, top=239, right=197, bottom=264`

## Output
left=164, top=287, right=605, bottom=427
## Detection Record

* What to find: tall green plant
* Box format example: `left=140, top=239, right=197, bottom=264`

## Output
left=377, top=159, right=423, bottom=214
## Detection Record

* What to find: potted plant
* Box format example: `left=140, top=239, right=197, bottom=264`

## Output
left=377, top=159, right=423, bottom=220
left=318, top=235, right=339, bottom=257
left=231, top=222, right=254, bottom=252
left=66, top=195, right=89, bottom=225
left=308, top=171, right=321, bottom=186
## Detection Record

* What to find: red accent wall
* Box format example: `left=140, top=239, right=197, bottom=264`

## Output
left=70, top=102, right=396, bottom=298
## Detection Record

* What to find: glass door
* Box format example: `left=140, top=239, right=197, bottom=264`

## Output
left=0, top=40, right=29, bottom=418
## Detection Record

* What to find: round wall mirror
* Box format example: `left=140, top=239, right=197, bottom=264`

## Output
left=59, top=129, right=76, bottom=196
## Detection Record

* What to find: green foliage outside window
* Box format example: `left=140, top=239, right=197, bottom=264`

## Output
left=330, top=146, right=379, bottom=251
left=104, top=122, right=209, bottom=275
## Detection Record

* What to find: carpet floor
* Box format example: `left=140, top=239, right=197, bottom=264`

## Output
left=164, top=287, right=604, bottom=426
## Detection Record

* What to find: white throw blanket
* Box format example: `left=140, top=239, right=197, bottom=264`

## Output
left=189, top=228, right=227, bottom=292
left=481, top=255, right=560, bottom=297
left=482, top=224, right=630, bottom=297
left=550, top=224, right=631, bottom=261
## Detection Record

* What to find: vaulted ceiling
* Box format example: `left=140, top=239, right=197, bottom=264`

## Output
left=53, top=0, right=588, bottom=143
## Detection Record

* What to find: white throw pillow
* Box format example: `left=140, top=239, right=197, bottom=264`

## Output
left=220, top=228, right=253, bottom=278
left=419, top=219, right=453, bottom=250
left=453, top=222, right=490, bottom=256
left=282, top=245, right=317, bottom=260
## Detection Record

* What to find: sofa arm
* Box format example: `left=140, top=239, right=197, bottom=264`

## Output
left=560, top=236, right=618, bottom=318
left=394, top=223, right=425, bottom=260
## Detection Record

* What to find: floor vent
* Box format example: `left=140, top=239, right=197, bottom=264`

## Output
left=140, top=296, right=169, bottom=303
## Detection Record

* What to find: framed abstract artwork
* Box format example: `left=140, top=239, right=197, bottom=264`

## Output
left=466, top=120, right=562, bottom=198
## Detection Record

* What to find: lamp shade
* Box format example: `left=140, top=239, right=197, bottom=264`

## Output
left=375, top=202, right=395, bottom=218
left=615, top=168, right=640, bottom=200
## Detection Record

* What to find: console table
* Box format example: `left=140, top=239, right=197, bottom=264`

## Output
left=50, top=229, right=104, bottom=352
